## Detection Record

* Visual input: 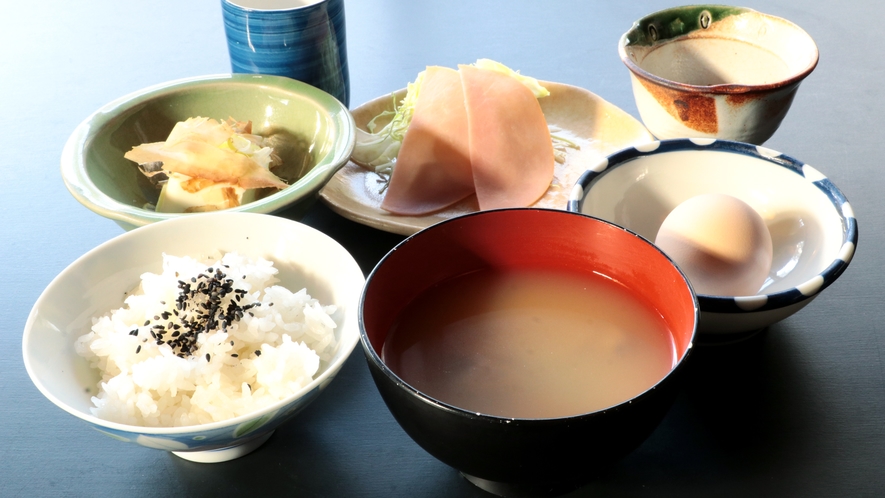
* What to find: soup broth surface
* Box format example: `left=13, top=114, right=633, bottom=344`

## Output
left=382, top=267, right=676, bottom=418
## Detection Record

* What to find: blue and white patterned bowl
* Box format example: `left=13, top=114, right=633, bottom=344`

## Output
left=22, top=212, right=364, bottom=462
left=568, top=138, right=857, bottom=335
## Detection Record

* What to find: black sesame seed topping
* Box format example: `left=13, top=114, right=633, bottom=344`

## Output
left=136, top=345, right=142, bottom=354
left=131, top=265, right=258, bottom=359
left=206, top=353, right=211, bottom=362
left=255, top=350, right=261, bottom=357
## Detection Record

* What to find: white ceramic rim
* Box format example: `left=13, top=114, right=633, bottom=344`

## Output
left=223, top=0, right=325, bottom=12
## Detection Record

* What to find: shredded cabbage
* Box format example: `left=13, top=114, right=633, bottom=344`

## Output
left=472, top=59, right=550, bottom=98
left=350, top=71, right=425, bottom=176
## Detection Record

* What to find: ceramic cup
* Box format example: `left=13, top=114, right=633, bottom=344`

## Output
left=221, top=0, right=350, bottom=107
left=618, top=5, right=818, bottom=144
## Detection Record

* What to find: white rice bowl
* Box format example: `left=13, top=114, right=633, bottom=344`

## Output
left=23, top=212, right=364, bottom=461
left=76, top=252, right=339, bottom=427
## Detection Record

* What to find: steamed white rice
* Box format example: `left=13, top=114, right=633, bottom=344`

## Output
left=75, top=251, right=338, bottom=427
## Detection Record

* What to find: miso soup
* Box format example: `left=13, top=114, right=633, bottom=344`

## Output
left=382, top=267, right=676, bottom=419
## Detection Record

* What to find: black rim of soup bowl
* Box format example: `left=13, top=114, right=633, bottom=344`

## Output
left=358, top=208, right=699, bottom=492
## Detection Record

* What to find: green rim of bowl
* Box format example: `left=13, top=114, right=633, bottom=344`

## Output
left=622, top=5, right=750, bottom=46
left=60, top=74, right=356, bottom=228
left=618, top=5, right=819, bottom=93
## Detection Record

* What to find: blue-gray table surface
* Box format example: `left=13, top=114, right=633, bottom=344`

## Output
left=2, top=0, right=882, bottom=496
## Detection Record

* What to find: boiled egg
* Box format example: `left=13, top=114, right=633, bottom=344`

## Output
left=654, top=193, right=773, bottom=296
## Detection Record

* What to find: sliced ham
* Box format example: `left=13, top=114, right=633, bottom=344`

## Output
left=380, top=66, right=475, bottom=215
left=458, top=64, right=554, bottom=210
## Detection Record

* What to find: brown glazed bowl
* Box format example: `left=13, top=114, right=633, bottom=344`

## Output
left=618, top=5, right=818, bottom=144
left=359, top=209, right=698, bottom=495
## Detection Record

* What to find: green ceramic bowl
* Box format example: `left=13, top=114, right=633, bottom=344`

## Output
left=61, top=74, right=355, bottom=230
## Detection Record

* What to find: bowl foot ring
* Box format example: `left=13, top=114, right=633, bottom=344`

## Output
left=172, top=430, right=274, bottom=463
left=461, top=472, right=581, bottom=497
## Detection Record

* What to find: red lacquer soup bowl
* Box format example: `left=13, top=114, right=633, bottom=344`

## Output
left=359, top=208, right=698, bottom=495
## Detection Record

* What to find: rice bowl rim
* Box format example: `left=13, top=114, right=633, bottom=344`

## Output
left=22, top=212, right=363, bottom=436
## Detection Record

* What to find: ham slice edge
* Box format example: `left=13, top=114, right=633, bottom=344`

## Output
left=380, top=64, right=554, bottom=215
left=458, top=64, right=554, bottom=211
left=380, top=66, right=475, bottom=216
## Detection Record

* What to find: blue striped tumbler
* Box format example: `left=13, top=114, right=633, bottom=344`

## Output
left=222, top=0, right=350, bottom=107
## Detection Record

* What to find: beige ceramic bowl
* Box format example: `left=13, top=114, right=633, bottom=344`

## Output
left=618, top=5, right=818, bottom=144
